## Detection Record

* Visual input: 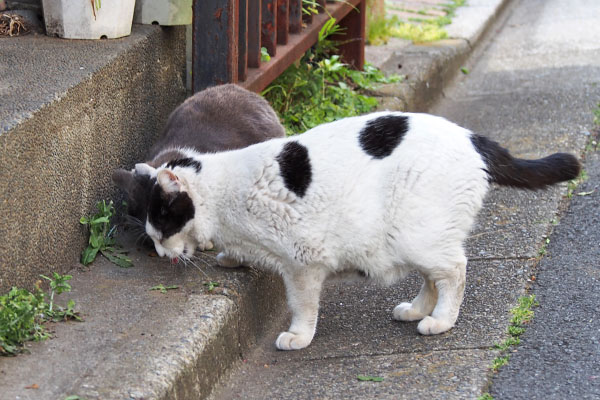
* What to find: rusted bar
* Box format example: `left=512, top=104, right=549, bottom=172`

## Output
left=261, top=0, right=277, bottom=57
left=318, top=0, right=326, bottom=13
left=247, top=0, right=261, bottom=68
left=242, top=0, right=362, bottom=92
left=239, top=0, right=248, bottom=81
left=277, top=0, right=289, bottom=45
left=334, top=0, right=365, bottom=69
left=192, top=0, right=238, bottom=92
left=289, top=0, right=302, bottom=33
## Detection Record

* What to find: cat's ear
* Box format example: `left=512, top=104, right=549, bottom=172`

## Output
left=135, top=163, right=157, bottom=177
left=157, top=169, right=182, bottom=194
left=112, top=169, right=135, bottom=193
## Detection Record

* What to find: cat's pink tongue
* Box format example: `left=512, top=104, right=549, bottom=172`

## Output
left=171, top=257, right=179, bottom=264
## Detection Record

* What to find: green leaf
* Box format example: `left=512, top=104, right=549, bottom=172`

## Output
left=89, top=216, right=110, bottom=225
left=260, top=47, right=271, bottom=62
left=101, top=250, right=133, bottom=268
left=203, top=281, right=220, bottom=292
left=81, top=246, right=99, bottom=265
left=150, top=284, right=178, bottom=294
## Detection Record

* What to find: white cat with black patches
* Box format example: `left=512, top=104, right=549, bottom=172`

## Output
left=138, top=111, right=580, bottom=350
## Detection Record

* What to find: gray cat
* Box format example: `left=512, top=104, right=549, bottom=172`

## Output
left=112, top=84, right=285, bottom=234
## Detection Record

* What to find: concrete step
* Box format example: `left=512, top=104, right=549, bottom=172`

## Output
left=0, top=24, right=187, bottom=292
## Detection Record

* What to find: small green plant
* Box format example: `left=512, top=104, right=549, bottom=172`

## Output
left=357, top=375, right=384, bottom=382
left=566, top=169, right=589, bottom=198
left=40, top=272, right=80, bottom=322
left=80, top=200, right=132, bottom=268
left=263, top=19, right=401, bottom=134
left=491, top=295, right=538, bottom=372
left=461, top=67, right=470, bottom=75
left=260, top=47, right=271, bottom=62
left=367, top=0, right=465, bottom=45
left=204, top=281, right=220, bottom=292
left=302, top=0, right=319, bottom=15
left=537, top=237, right=550, bottom=257
left=593, top=102, right=600, bottom=126
left=0, top=273, right=80, bottom=356
left=478, top=392, right=495, bottom=400
left=150, top=284, right=179, bottom=294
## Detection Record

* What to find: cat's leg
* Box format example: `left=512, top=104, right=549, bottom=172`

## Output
left=417, top=255, right=467, bottom=335
left=276, top=267, right=327, bottom=351
left=393, top=274, right=437, bottom=322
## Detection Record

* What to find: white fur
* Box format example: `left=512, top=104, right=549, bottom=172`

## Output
left=146, top=111, right=490, bottom=350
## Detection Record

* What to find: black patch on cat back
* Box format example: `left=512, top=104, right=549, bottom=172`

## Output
left=359, top=115, right=409, bottom=159
left=148, top=183, right=195, bottom=239
left=276, top=141, right=312, bottom=198
left=166, top=158, right=202, bottom=173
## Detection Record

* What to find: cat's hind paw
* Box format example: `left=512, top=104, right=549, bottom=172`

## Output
left=393, top=302, right=427, bottom=321
left=275, top=331, right=312, bottom=350
left=417, top=316, right=454, bottom=335
left=216, top=252, right=242, bottom=268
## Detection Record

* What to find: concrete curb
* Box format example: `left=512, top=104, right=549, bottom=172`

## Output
left=366, top=0, right=509, bottom=113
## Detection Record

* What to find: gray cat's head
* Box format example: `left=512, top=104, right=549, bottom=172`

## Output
left=112, top=167, right=155, bottom=228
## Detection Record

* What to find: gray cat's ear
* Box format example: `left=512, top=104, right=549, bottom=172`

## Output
left=112, top=169, right=134, bottom=192
left=135, top=163, right=157, bottom=177
left=157, top=169, right=182, bottom=194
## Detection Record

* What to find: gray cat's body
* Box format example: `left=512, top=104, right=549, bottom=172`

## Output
left=112, top=84, right=285, bottom=230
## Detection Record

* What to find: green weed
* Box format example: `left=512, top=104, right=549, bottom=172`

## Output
left=263, top=19, right=401, bottom=134
left=537, top=237, right=550, bottom=257
left=491, top=295, right=538, bottom=372
left=150, top=284, right=179, bottom=294
left=357, top=375, right=384, bottom=382
left=0, top=273, right=80, bottom=356
left=204, top=281, right=220, bottom=292
left=367, top=0, right=465, bottom=45
left=80, top=200, right=132, bottom=268
left=260, top=47, right=271, bottom=62
left=478, top=392, right=495, bottom=400
left=567, top=169, right=589, bottom=198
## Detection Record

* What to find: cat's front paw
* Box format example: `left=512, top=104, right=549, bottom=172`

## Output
left=393, top=302, right=427, bottom=321
left=216, top=252, right=242, bottom=268
left=417, top=316, right=454, bottom=335
left=275, top=331, right=312, bottom=350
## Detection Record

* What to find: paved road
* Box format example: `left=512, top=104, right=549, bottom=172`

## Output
left=209, top=0, right=600, bottom=398
left=490, top=140, right=600, bottom=399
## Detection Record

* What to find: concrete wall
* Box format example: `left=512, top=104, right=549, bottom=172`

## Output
left=0, top=25, right=187, bottom=292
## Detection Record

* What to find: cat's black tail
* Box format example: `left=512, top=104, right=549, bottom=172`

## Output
left=470, top=134, right=581, bottom=189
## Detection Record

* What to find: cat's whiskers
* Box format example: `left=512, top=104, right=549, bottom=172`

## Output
left=178, top=254, right=211, bottom=279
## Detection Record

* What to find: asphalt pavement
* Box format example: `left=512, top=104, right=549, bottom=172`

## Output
left=490, top=143, right=600, bottom=399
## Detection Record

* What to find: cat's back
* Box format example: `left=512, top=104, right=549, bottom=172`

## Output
left=286, top=111, right=478, bottom=174
left=148, top=84, right=285, bottom=159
